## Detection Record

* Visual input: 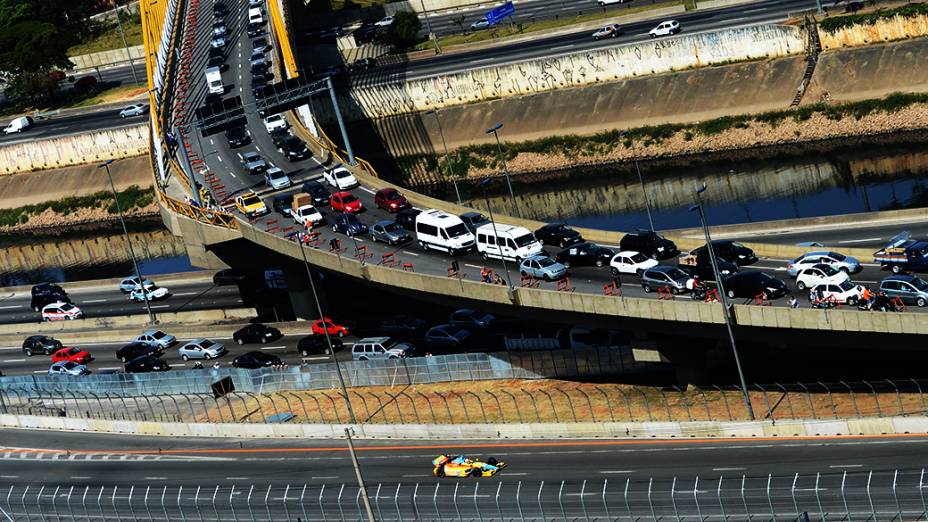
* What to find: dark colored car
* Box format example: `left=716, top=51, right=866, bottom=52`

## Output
left=394, top=208, right=421, bottom=231
left=297, top=335, right=343, bottom=357
left=225, top=126, right=250, bottom=148
left=31, top=283, right=69, bottom=312
left=125, top=355, right=170, bottom=373
left=207, top=53, right=226, bottom=71
left=535, top=223, right=582, bottom=248
left=379, top=315, right=427, bottom=338
left=352, top=57, right=376, bottom=71
left=425, top=324, right=471, bottom=349
left=459, top=211, right=490, bottom=234
left=693, top=241, right=757, bottom=266
left=247, top=22, right=264, bottom=38
left=233, top=351, right=282, bottom=369
left=374, top=188, right=409, bottom=212
left=722, top=271, right=788, bottom=299
left=116, top=342, right=162, bottom=362
left=213, top=269, right=247, bottom=286
left=449, top=308, right=495, bottom=329
left=273, top=194, right=293, bottom=216
left=22, top=335, right=62, bottom=356
left=332, top=213, right=368, bottom=236
left=679, top=258, right=739, bottom=281
left=252, top=74, right=268, bottom=99
left=233, top=323, right=282, bottom=345
left=212, top=2, right=228, bottom=17
left=620, top=230, right=679, bottom=260
left=302, top=180, right=330, bottom=206
left=275, top=135, right=310, bottom=161
left=554, top=242, right=614, bottom=268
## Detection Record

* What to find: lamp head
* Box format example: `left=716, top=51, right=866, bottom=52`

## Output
left=688, top=204, right=700, bottom=213
left=695, top=183, right=707, bottom=194
left=482, top=177, right=491, bottom=188
left=485, top=122, right=503, bottom=134
left=97, top=159, right=114, bottom=169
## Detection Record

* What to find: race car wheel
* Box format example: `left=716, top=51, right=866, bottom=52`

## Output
left=434, top=467, right=444, bottom=478
left=470, top=469, right=482, bottom=478
left=487, top=457, right=498, bottom=466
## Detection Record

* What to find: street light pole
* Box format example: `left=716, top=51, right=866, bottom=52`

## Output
left=485, top=123, right=520, bottom=218
left=345, top=427, right=376, bottom=522
left=427, top=109, right=461, bottom=204
left=481, top=178, right=513, bottom=289
left=99, top=159, right=155, bottom=324
left=297, top=242, right=357, bottom=424
left=112, top=0, right=141, bottom=85
left=420, top=0, right=441, bottom=54
left=635, top=160, right=655, bottom=232
left=689, top=184, right=754, bottom=421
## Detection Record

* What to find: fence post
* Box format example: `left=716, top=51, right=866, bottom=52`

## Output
left=862, top=380, right=882, bottom=417
left=885, top=379, right=904, bottom=416
left=624, top=478, right=633, bottom=521
left=766, top=474, right=775, bottom=520
left=557, top=481, right=567, bottom=521
left=740, top=475, right=749, bottom=521
left=841, top=471, right=851, bottom=522
left=817, top=381, right=837, bottom=418
left=229, top=485, right=239, bottom=522
left=395, top=484, right=403, bottom=522
left=65, top=485, right=75, bottom=521
left=755, top=384, right=772, bottom=418
left=521, top=388, right=541, bottom=422
left=796, top=382, right=817, bottom=419
left=577, top=387, right=595, bottom=422
left=693, top=476, right=703, bottom=522
left=658, top=389, right=673, bottom=421
left=499, top=389, right=521, bottom=423
left=20, top=486, right=29, bottom=522
left=281, top=484, right=291, bottom=521
left=555, top=388, right=577, bottom=422
left=892, top=469, right=902, bottom=520
left=717, top=476, right=728, bottom=521
left=536, top=481, right=546, bottom=521
left=791, top=474, right=800, bottom=520
left=486, top=390, right=503, bottom=423
left=538, top=389, right=558, bottom=422
left=814, top=473, right=825, bottom=521
left=452, top=482, right=461, bottom=521
left=648, top=478, right=657, bottom=521
left=697, top=388, right=711, bottom=420
left=672, top=386, right=691, bottom=422
left=178, top=486, right=187, bottom=522
left=919, top=469, right=927, bottom=520
left=474, top=482, right=483, bottom=522
left=466, top=391, right=488, bottom=423
left=634, top=387, right=654, bottom=422
left=264, top=485, right=273, bottom=522
left=579, top=480, right=590, bottom=522
left=516, top=481, right=525, bottom=522
left=596, top=387, right=615, bottom=422
left=866, top=470, right=877, bottom=521
left=615, top=387, right=634, bottom=421
left=911, top=378, right=927, bottom=413
left=840, top=381, right=861, bottom=418
left=495, top=482, right=504, bottom=522
left=399, top=391, right=421, bottom=424
left=337, top=484, right=346, bottom=522
left=670, top=477, right=681, bottom=522
left=414, top=390, right=438, bottom=423
left=774, top=383, right=796, bottom=419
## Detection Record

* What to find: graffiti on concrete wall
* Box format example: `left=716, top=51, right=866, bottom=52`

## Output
left=818, top=13, right=928, bottom=50
left=0, top=125, right=149, bottom=175
left=347, top=24, right=804, bottom=120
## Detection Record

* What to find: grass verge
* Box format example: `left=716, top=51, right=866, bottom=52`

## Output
left=68, top=16, right=144, bottom=56
left=0, top=186, right=154, bottom=228
left=414, top=1, right=681, bottom=51
left=0, top=84, right=146, bottom=119
left=819, top=2, right=928, bottom=33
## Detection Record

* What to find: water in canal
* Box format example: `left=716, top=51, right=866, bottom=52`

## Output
left=462, top=138, right=928, bottom=232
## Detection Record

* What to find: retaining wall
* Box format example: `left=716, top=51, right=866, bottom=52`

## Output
left=818, top=13, right=928, bottom=50
left=69, top=45, right=145, bottom=69
left=1, top=414, right=923, bottom=439
left=0, top=124, right=148, bottom=174
left=343, top=24, right=803, bottom=119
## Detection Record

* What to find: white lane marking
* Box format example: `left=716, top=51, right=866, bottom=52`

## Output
left=1, top=359, right=24, bottom=363
left=225, top=476, right=250, bottom=480
left=255, top=146, right=261, bottom=152
left=173, top=292, right=197, bottom=297
left=359, top=187, right=375, bottom=195
left=551, top=44, right=575, bottom=51
left=505, top=472, right=529, bottom=476
left=150, top=305, right=171, bottom=309
left=465, top=264, right=483, bottom=269
left=302, top=356, right=330, bottom=361
left=217, top=156, right=223, bottom=162
left=209, top=139, right=215, bottom=145
left=829, top=464, right=863, bottom=468
left=70, top=476, right=92, bottom=479
left=98, top=367, right=120, bottom=371
left=311, top=476, right=339, bottom=480
left=600, top=470, right=636, bottom=474
left=0, top=476, right=19, bottom=479
left=402, top=474, right=430, bottom=478
left=144, top=477, right=168, bottom=480
left=81, top=299, right=107, bottom=303
left=32, top=370, right=45, bottom=374
left=229, top=171, right=237, bottom=179
left=0, top=305, right=21, bottom=310
left=260, top=346, right=287, bottom=351
left=712, top=467, right=746, bottom=471
left=838, top=238, right=882, bottom=244
left=405, top=252, right=419, bottom=257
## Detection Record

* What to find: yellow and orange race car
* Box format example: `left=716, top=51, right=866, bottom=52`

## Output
left=432, top=454, right=506, bottom=478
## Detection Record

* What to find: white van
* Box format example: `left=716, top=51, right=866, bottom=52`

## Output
left=204, top=66, right=223, bottom=95
left=414, top=209, right=476, bottom=256
left=475, top=223, right=543, bottom=262
left=248, top=7, right=264, bottom=25
left=3, top=116, right=33, bottom=134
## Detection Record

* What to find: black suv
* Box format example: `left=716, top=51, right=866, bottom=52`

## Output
left=276, top=135, right=310, bottom=161
left=301, top=180, right=330, bottom=206
left=298, top=335, right=343, bottom=357
left=693, top=240, right=757, bottom=266
left=247, top=22, right=264, bottom=38
left=554, top=242, right=614, bottom=268
left=535, top=223, right=583, bottom=248
left=116, top=342, right=163, bottom=362
left=126, top=356, right=170, bottom=373
left=31, top=283, right=69, bottom=312
left=233, top=323, right=282, bottom=345
left=394, top=208, right=421, bottom=231
left=22, top=335, right=62, bottom=356
left=273, top=194, right=293, bottom=215
left=225, top=126, right=250, bottom=148
left=620, top=230, right=678, bottom=260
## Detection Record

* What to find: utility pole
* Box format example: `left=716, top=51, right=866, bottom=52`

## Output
left=426, top=109, right=461, bottom=204
left=112, top=0, right=141, bottom=85
left=345, top=427, right=376, bottom=522
left=481, top=177, right=513, bottom=290
left=485, top=123, right=519, bottom=218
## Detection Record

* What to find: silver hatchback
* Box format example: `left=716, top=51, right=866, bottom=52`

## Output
left=641, top=265, right=693, bottom=294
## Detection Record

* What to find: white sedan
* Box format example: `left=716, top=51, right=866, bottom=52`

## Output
left=41, top=302, right=83, bottom=321
left=795, top=263, right=849, bottom=291
left=609, top=251, right=658, bottom=276
left=129, top=286, right=170, bottom=302
left=810, top=281, right=865, bottom=305
left=649, top=20, right=680, bottom=38
left=374, top=15, right=394, bottom=27
left=119, top=104, right=148, bottom=118
left=323, top=166, right=359, bottom=189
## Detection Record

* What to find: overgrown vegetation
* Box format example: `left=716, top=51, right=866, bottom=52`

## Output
left=819, top=2, right=928, bottom=33
left=399, top=92, right=928, bottom=184
left=0, top=185, right=154, bottom=228
left=383, top=10, right=422, bottom=50
left=68, top=12, right=143, bottom=56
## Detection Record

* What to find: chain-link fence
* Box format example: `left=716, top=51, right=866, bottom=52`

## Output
left=0, top=348, right=644, bottom=397
left=1, top=469, right=926, bottom=520
left=3, top=378, right=926, bottom=425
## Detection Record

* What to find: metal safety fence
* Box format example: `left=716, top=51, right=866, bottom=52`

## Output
left=1, top=469, right=927, bottom=520
left=1, top=378, right=926, bottom=426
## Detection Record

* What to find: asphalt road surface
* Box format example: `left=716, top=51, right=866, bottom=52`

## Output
left=350, top=0, right=818, bottom=84
left=727, top=220, right=928, bottom=250
left=0, top=432, right=925, bottom=519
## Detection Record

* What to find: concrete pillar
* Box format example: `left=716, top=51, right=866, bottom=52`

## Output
left=282, top=262, right=325, bottom=321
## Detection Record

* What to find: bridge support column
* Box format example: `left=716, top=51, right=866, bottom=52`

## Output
left=654, top=338, right=724, bottom=387
left=282, top=262, right=327, bottom=321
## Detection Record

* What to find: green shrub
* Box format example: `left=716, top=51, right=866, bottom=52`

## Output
left=819, top=3, right=928, bottom=33
left=0, top=185, right=154, bottom=228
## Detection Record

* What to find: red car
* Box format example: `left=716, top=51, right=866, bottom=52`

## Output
left=312, top=318, right=349, bottom=338
left=330, top=192, right=363, bottom=214
left=51, top=347, right=92, bottom=364
left=374, top=187, right=409, bottom=213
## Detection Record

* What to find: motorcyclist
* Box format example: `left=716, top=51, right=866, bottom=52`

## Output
left=192, top=361, right=204, bottom=370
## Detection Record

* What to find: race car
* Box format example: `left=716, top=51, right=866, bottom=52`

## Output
left=432, top=455, right=506, bottom=478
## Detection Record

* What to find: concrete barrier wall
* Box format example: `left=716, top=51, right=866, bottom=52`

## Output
left=1, top=413, right=924, bottom=439
left=69, top=45, right=145, bottom=69
left=0, top=124, right=148, bottom=174
left=345, top=24, right=803, bottom=118
left=818, top=13, right=928, bottom=50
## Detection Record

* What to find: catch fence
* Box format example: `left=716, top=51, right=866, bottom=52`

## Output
left=1, top=470, right=927, bottom=520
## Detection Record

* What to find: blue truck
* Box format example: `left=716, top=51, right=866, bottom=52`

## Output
left=873, top=232, right=928, bottom=273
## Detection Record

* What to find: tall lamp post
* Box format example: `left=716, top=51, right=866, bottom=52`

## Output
left=481, top=178, right=513, bottom=289
left=99, top=160, right=155, bottom=324
left=112, top=0, right=141, bottom=85
left=426, top=109, right=461, bottom=204
left=485, top=123, right=520, bottom=218
left=635, top=160, right=655, bottom=232
left=688, top=184, right=754, bottom=421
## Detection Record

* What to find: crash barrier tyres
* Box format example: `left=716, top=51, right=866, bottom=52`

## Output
left=818, top=12, right=928, bottom=50
left=339, top=24, right=803, bottom=119
left=68, top=45, right=145, bottom=70
left=0, top=125, right=148, bottom=174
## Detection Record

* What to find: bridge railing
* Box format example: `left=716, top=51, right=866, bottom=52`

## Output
left=1, top=470, right=925, bottom=521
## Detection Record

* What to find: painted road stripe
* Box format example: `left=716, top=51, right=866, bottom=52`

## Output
left=82, top=299, right=107, bottom=304
left=225, top=477, right=250, bottom=480
left=260, top=346, right=286, bottom=351
left=712, top=467, right=746, bottom=471
left=150, top=305, right=171, bottom=309
left=311, top=476, right=339, bottom=480
left=600, top=470, right=636, bottom=474
left=1, top=359, right=24, bottom=363
left=173, top=292, right=197, bottom=296
left=829, top=464, right=863, bottom=468
left=0, top=305, right=21, bottom=310
left=144, top=477, right=167, bottom=480
left=70, top=476, right=92, bottom=479
left=838, top=238, right=882, bottom=244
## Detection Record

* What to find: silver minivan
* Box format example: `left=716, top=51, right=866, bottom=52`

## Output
left=352, top=337, right=414, bottom=361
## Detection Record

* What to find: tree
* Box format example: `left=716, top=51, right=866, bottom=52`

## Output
left=0, top=0, right=97, bottom=100
left=384, top=10, right=422, bottom=50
